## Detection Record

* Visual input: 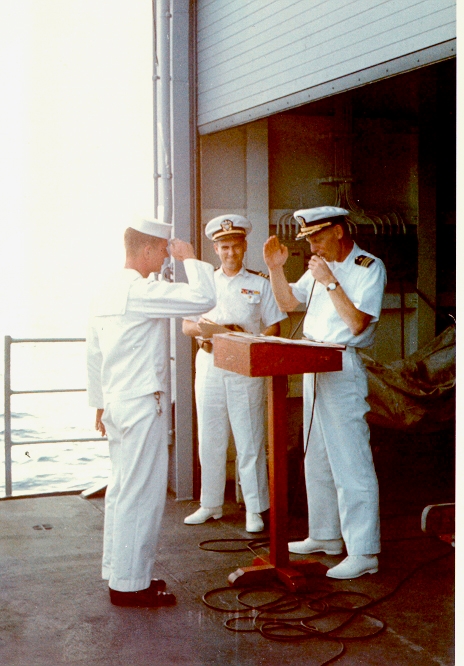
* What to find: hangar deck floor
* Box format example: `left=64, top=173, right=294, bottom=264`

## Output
left=0, top=458, right=455, bottom=666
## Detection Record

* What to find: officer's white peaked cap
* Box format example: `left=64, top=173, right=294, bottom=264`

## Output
left=205, top=214, right=252, bottom=241
left=294, top=207, right=349, bottom=240
left=130, top=216, right=173, bottom=240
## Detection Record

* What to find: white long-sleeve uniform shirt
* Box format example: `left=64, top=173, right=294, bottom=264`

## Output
left=87, top=259, right=216, bottom=407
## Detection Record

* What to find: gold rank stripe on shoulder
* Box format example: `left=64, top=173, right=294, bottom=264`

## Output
left=246, top=268, right=270, bottom=279
left=355, top=255, right=375, bottom=268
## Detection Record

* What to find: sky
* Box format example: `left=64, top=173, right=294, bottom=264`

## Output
left=0, top=2, right=462, bottom=339
left=0, top=1, right=155, bottom=339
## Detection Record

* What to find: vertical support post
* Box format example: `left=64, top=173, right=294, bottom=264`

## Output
left=152, top=0, right=159, bottom=215
left=268, top=375, right=289, bottom=568
left=4, top=336, right=12, bottom=497
left=170, top=0, right=195, bottom=499
left=417, top=67, right=437, bottom=347
left=245, top=119, right=269, bottom=273
left=155, top=0, right=172, bottom=225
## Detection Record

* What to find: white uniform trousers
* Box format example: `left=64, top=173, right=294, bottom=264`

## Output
left=195, top=349, right=270, bottom=513
left=101, top=392, right=169, bottom=591
left=303, top=348, right=380, bottom=555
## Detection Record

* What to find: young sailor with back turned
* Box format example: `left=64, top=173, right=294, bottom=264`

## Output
left=87, top=217, right=216, bottom=606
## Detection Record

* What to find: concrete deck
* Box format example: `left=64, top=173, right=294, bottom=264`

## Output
left=0, top=477, right=455, bottom=666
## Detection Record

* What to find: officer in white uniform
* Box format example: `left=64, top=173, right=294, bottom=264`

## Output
left=183, top=215, right=287, bottom=533
left=87, top=217, right=216, bottom=606
left=263, top=207, right=386, bottom=579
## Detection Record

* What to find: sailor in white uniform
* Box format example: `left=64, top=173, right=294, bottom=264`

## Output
left=183, top=215, right=287, bottom=533
left=87, top=217, right=216, bottom=606
left=263, top=207, right=386, bottom=579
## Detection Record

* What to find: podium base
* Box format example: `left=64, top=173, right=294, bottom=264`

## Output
left=228, top=557, right=327, bottom=591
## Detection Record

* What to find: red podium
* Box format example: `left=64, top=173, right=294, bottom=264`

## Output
left=213, top=333, right=343, bottom=591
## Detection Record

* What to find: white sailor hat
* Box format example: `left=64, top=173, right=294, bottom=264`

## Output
left=294, top=207, right=349, bottom=240
left=129, top=216, right=173, bottom=240
left=205, top=214, right=252, bottom=241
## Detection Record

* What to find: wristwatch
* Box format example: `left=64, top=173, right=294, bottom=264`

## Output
left=326, top=281, right=340, bottom=292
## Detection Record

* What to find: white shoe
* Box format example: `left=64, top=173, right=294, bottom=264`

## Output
left=326, top=555, right=379, bottom=579
left=246, top=512, right=264, bottom=533
left=288, top=537, right=343, bottom=555
left=184, top=506, right=222, bottom=525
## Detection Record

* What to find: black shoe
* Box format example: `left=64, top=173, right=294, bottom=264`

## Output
left=148, top=578, right=167, bottom=592
left=109, top=586, right=176, bottom=607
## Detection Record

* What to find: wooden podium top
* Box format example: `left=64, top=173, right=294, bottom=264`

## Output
left=213, top=333, right=343, bottom=377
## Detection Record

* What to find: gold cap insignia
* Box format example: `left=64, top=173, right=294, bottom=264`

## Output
left=221, top=220, right=233, bottom=232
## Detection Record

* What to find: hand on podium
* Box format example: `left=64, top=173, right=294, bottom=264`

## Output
left=197, top=318, right=247, bottom=339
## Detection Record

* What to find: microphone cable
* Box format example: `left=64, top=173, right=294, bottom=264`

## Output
left=288, top=277, right=316, bottom=340
left=286, top=277, right=318, bottom=521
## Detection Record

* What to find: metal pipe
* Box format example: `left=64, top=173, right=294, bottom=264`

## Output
left=152, top=0, right=159, bottom=215
left=2, top=336, right=106, bottom=498
left=154, top=0, right=174, bottom=456
left=10, top=389, right=87, bottom=395
left=8, top=338, right=86, bottom=344
left=9, top=438, right=107, bottom=447
left=155, top=0, right=172, bottom=225
left=4, top=336, right=12, bottom=496
left=284, top=213, right=292, bottom=239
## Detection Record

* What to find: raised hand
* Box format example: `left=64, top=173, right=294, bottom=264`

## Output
left=263, top=235, right=289, bottom=270
left=169, top=238, right=196, bottom=261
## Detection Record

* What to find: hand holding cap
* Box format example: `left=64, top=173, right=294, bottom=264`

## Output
left=169, top=238, right=196, bottom=261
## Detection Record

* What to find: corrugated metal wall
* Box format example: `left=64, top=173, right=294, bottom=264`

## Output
left=197, top=0, right=455, bottom=134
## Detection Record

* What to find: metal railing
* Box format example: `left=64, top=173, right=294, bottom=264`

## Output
left=3, top=336, right=106, bottom=497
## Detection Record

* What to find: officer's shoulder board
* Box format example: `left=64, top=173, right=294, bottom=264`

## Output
left=355, top=255, right=375, bottom=268
left=246, top=268, right=270, bottom=280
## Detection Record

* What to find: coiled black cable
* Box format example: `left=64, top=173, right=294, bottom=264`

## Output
left=200, top=540, right=453, bottom=666
left=200, top=273, right=454, bottom=664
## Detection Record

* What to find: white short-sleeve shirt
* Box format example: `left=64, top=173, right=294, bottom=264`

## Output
left=187, top=266, right=286, bottom=334
left=291, top=243, right=386, bottom=348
